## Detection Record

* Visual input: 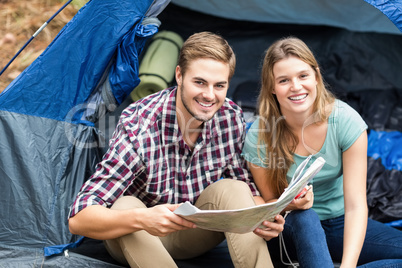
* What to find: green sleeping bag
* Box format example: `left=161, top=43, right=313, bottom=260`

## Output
left=130, top=30, right=183, bottom=101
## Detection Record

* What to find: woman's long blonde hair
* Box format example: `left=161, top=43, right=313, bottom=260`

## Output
left=257, top=37, right=335, bottom=197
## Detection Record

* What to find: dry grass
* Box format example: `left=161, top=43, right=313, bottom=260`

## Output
left=0, top=0, right=88, bottom=92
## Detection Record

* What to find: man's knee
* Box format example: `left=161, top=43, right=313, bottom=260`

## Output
left=198, top=179, right=255, bottom=210
left=110, top=196, right=146, bottom=210
left=210, top=179, right=252, bottom=195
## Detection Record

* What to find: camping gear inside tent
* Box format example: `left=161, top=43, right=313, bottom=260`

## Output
left=0, top=0, right=401, bottom=267
left=130, top=30, right=183, bottom=101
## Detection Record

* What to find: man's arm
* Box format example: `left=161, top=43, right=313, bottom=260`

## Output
left=69, top=203, right=196, bottom=240
left=68, top=112, right=197, bottom=240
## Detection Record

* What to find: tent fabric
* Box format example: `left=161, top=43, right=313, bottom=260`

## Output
left=0, top=0, right=171, bottom=265
left=345, top=90, right=402, bottom=133
left=171, top=0, right=402, bottom=34
left=364, top=0, right=402, bottom=31
left=367, top=157, right=402, bottom=223
left=107, top=18, right=160, bottom=105
left=0, top=112, right=102, bottom=248
left=0, top=0, right=164, bottom=126
left=158, top=3, right=402, bottom=99
left=0, top=247, right=123, bottom=268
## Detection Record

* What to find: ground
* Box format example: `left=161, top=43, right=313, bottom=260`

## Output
left=0, top=0, right=88, bottom=92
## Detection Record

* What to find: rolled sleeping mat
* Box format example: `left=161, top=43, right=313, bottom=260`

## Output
left=130, top=30, right=183, bottom=101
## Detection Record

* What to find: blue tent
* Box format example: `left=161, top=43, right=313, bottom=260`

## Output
left=0, top=0, right=401, bottom=266
left=0, top=0, right=169, bottom=265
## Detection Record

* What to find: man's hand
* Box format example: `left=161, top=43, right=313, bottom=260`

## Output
left=140, top=204, right=197, bottom=237
left=253, top=214, right=285, bottom=241
left=68, top=202, right=196, bottom=240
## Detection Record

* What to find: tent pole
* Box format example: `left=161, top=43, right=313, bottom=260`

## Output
left=0, top=0, right=73, bottom=77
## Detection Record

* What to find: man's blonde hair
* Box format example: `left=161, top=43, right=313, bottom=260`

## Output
left=178, top=32, right=236, bottom=80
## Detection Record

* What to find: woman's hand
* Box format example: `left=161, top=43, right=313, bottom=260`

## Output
left=286, top=186, right=314, bottom=211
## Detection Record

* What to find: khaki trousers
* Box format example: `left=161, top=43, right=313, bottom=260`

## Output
left=104, top=179, right=273, bottom=268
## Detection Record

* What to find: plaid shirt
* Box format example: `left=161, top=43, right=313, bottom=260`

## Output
left=69, top=87, right=259, bottom=217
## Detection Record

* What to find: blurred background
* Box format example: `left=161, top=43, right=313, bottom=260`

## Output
left=0, top=0, right=88, bottom=92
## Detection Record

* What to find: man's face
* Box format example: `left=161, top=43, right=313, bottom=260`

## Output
left=176, top=58, right=230, bottom=125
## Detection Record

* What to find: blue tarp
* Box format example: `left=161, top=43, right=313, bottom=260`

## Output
left=368, top=130, right=402, bottom=171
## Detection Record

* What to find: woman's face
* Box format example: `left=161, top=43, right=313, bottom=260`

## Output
left=272, top=55, right=318, bottom=117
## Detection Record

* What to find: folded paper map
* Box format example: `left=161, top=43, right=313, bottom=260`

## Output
left=174, top=155, right=325, bottom=233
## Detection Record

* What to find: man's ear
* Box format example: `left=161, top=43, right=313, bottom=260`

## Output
left=175, top=65, right=182, bottom=86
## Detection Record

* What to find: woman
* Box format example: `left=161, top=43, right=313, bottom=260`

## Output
left=242, top=37, right=402, bottom=267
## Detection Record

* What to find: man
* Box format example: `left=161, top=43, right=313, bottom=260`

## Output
left=68, top=31, right=284, bottom=268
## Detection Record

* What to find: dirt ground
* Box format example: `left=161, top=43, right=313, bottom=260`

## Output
left=0, top=0, right=88, bottom=92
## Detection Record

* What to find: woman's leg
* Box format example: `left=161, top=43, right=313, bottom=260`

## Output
left=321, top=215, right=344, bottom=262
left=266, top=209, right=333, bottom=268
left=358, top=259, right=402, bottom=268
left=322, top=215, right=402, bottom=266
left=358, top=218, right=402, bottom=265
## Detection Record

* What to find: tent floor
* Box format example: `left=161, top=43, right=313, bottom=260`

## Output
left=70, top=237, right=235, bottom=268
left=70, top=237, right=341, bottom=267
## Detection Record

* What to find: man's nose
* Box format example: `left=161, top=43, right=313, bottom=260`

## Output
left=202, top=86, right=215, bottom=100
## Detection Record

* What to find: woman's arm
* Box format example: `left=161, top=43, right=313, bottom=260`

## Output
left=248, top=161, right=313, bottom=211
left=247, top=162, right=277, bottom=202
left=247, top=162, right=285, bottom=240
left=341, top=131, right=368, bottom=268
